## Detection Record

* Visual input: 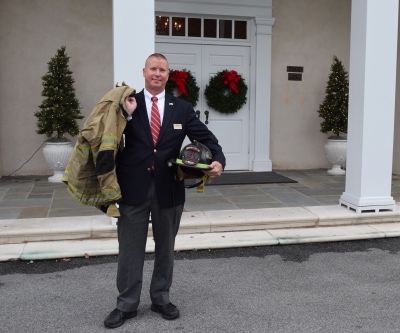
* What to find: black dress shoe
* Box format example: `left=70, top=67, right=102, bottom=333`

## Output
left=104, top=308, right=137, bottom=329
left=151, top=302, right=180, bottom=320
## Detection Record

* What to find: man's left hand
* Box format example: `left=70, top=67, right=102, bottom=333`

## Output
left=203, top=161, right=223, bottom=178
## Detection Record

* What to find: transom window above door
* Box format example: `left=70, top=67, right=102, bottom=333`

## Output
left=155, top=16, right=247, bottom=40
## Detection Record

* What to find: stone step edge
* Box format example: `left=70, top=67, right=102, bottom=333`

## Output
left=1, top=205, right=400, bottom=245
left=1, top=222, right=400, bottom=261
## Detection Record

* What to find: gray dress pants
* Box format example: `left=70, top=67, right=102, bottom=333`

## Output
left=116, top=179, right=183, bottom=312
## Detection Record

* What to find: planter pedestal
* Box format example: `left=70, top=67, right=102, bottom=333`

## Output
left=324, top=138, right=347, bottom=175
left=42, top=142, right=73, bottom=182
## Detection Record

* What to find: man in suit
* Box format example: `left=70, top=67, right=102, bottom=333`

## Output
left=104, top=53, right=225, bottom=329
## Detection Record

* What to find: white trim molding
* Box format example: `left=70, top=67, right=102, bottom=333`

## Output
left=252, top=17, right=274, bottom=171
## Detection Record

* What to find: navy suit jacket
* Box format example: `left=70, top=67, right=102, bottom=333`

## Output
left=116, top=89, right=226, bottom=207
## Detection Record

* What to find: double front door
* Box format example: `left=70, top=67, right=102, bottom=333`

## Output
left=156, top=43, right=250, bottom=170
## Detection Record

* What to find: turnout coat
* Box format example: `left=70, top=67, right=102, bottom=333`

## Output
left=62, top=84, right=135, bottom=214
left=116, top=89, right=225, bottom=208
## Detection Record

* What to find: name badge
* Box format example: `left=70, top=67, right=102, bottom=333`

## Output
left=174, top=124, right=182, bottom=129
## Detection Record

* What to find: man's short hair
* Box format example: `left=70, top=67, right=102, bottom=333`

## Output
left=145, top=53, right=168, bottom=67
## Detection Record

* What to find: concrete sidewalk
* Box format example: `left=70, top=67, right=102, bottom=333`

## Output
left=1, top=169, right=400, bottom=261
left=2, top=204, right=400, bottom=261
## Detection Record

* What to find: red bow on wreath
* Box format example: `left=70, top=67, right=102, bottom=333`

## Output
left=221, top=70, right=240, bottom=94
left=170, top=70, right=188, bottom=96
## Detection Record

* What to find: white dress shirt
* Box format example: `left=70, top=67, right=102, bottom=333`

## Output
left=144, top=89, right=165, bottom=124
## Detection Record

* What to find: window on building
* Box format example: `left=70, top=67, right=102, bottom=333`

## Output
left=188, top=18, right=201, bottom=37
left=219, top=20, right=232, bottom=39
left=155, top=15, right=248, bottom=40
left=204, top=19, right=217, bottom=38
left=172, top=17, right=185, bottom=36
left=234, top=20, right=247, bottom=39
left=155, top=16, right=169, bottom=35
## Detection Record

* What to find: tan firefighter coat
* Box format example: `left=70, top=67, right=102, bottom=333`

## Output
left=62, top=83, right=135, bottom=216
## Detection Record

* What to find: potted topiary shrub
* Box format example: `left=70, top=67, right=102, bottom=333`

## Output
left=34, top=46, right=84, bottom=182
left=317, top=55, right=349, bottom=175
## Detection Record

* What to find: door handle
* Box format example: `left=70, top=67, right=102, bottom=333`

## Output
left=195, top=110, right=200, bottom=119
left=204, top=110, right=209, bottom=124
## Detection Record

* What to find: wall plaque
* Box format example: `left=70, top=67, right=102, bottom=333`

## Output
left=288, top=73, right=302, bottom=81
left=287, top=66, right=303, bottom=73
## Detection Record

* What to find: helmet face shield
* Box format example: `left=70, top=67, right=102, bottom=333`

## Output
left=171, top=141, right=213, bottom=180
left=181, top=145, right=203, bottom=166
left=178, top=144, right=212, bottom=169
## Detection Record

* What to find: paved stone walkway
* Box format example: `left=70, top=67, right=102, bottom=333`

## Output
left=0, top=169, right=370, bottom=220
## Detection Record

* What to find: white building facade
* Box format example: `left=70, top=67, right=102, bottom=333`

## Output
left=0, top=0, right=399, bottom=213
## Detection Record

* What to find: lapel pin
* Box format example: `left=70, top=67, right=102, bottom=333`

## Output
left=169, top=103, right=173, bottom=105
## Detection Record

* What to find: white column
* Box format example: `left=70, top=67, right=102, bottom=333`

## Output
left=252, top=17, right=275, bottom=171
left=340, top=0, right=398, bottom=213
left=113, top=0, right=155, bottom=89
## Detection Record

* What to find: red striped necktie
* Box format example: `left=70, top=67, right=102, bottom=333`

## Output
left=150, top=96, right=161, bottom=146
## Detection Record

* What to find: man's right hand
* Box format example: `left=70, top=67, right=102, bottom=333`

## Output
left=125, top=97, right=137, bottom=115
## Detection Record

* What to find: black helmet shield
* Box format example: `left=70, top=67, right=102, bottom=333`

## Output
left=169, top=141, right=213, bottom=180
left=177, top=141, right=212, bottom=169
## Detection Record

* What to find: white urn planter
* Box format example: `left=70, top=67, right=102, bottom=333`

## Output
left=42, top=141, right=73, bottom=182
left=324, top=138, right=347, bottom=175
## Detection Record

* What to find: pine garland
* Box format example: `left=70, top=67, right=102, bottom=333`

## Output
left=204, top=70, right=248, bottom=114
left=35, top=46, right=83, bottom=141
left=165, top=69, right=200, bottom=107
left=317, top=56, right=349, bottom=138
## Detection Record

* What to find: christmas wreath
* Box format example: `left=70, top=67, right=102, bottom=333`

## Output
left=204, top=70, right=248, bottom=114
left=165, top=69, right=200, bottom=107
